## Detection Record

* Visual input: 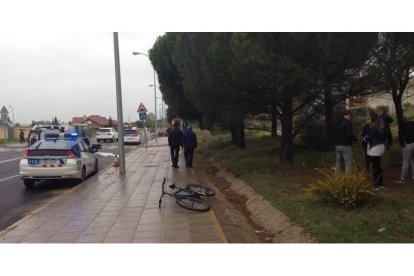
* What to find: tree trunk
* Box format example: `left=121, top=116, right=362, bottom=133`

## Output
left=230, top=122, right=237, bottom=144
left=280, top=99, right=294, bottom=164
left=392, top=89, right=404, bottom=137
left=271, top=105, right=277, bottom=138
left=233, top=119, right=246, bottom=148
left=324, top=89, right=335, bottom=150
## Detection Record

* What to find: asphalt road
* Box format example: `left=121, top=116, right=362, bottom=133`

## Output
left=0, top=141, right=141, bottom=231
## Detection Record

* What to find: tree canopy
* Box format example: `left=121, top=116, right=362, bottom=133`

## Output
left=149, top=32, right=414, bottom=163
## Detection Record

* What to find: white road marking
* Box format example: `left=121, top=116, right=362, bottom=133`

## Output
left=0, top=157, right=21, bottom=164
left=0, top=174, right=19, bottom=182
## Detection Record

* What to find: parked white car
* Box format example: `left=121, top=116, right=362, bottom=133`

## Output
left=96, top=127, right=118, bottom=142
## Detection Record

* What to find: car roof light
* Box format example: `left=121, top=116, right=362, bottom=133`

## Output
left=64, top=132, right=79, bottom=139
left=44, top=133, right=60, bottom=140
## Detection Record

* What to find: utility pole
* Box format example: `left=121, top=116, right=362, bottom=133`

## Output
left=113, top=32, right=126, bottom=174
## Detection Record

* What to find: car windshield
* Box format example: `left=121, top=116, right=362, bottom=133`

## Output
left=98, top=129, right=111, bottom=132
left=31, top=140, right=73, bottom=150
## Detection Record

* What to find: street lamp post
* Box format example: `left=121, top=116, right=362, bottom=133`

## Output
left=132, top=52, right=158, bottom=142
left=151, top=84, right=165, bottom=130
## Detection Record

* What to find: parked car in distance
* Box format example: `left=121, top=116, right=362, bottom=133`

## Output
left=123, top=128, right=142, bottom=145
left=31, top=124, right=65, bottom=132
left=19, top=132, right=101, bottom=188
left=162, top=127, right=170, bottom=137
left=96, top=127, right=118, bottom=142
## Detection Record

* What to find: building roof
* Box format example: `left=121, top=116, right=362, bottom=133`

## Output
left=71, top=115, right=117, bottom=126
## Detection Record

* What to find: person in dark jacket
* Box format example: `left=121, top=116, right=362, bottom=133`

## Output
left=380, top=110, right=393, bottom=148
left=168, top=120, right=183, bottom=168
left=361, top=118, right=371, bottom=171
left=364, top=113, right=387, bottom=188
left=19, top=129, right=25, bottom=144
left=393, top=119, right=414, bottom=183
left=181, top=125, right=197, bottom=168
left=335, top=110, right=358, bottom=175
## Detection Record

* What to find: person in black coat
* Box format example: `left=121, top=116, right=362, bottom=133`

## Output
left=181, top=125, right=197, bottom=168
left=335, top=110, right=358, bottom=175
left=361, top=119, right=371, bottom=172
left=363, top=113, right=387, bottom=187
left=168, top=121, right=183, bottom=168
left=380, top=110, right=394, bottom=148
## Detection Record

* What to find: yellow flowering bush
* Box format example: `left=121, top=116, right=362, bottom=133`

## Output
left=305, top=165, right=376, bottom=208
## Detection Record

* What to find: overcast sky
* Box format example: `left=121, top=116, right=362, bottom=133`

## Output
left=0, top=32, right=164, bottom=125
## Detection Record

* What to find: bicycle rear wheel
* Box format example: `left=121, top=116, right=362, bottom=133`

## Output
left=176, top=196, right=210, bottom=212
left=185, top=184, right=215, bottom=197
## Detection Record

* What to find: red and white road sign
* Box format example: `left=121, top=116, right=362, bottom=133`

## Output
left=137, top=103, right=148, bottom=113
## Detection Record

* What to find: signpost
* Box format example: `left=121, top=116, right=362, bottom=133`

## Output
left=137, top=103, right=148, bottom=148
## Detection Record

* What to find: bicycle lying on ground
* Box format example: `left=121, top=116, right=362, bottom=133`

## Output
left=159, top=177, right=215, bottom=212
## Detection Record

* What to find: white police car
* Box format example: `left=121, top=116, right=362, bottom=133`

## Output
left=19, top=132, right=101, bottom=188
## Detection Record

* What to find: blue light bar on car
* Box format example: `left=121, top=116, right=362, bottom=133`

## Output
left=44, top=133, right=60, bottom=140
left=63, top=132, right=79, bottom=139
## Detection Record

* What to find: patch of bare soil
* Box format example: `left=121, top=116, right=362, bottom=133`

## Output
left=193, top=154, right=317, bottom=243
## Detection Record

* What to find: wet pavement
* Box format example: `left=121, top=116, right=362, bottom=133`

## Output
left=0, top=137, right=227, bottom=243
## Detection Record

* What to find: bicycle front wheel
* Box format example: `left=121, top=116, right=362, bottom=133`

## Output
left=185, top=184, right=216, bottom=197
left=176, top=196, right=210, bottom=212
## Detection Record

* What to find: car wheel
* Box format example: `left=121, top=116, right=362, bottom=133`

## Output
left=23, top=179, right=35, bottom=188
left=78, top=167, right=86, bottom=183
left=93, top=159, right=98, bottom=175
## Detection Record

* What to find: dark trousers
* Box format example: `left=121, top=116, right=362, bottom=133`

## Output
left=20, top=137, right=25, bottom=144
left=184, top=148, right=194, bottom=167
left=370, top=156, right=383, bottom=186
left=362, top=142, right=370, bottom=171
left=385, top=128, right=393, bottom=148
left=170, top=146, right=180, bottom=166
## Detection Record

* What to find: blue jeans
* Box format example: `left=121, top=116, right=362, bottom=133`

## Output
left=335, top=145, right=353, bottom=175
left=401, top=143, right=414, bottom=180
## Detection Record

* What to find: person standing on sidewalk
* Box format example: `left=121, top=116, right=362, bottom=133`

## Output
left=168, top=120, right=183, bottom=168
left=393, top=119, right=414, bottom=184
left=335, top=110, right=358, bottom=175
left=19, top=129, right=25, bottom=144
left=181, top=124, right=197, bottom=168
left=364, top=113, right=387, bottom=188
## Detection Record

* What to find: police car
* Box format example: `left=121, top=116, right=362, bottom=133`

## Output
left=19, top=132, right=101, bottom=188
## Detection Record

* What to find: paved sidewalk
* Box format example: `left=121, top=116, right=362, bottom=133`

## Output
left=0, top=142, right=26, bottom=151
left=0, top=137, right=227, bottom=243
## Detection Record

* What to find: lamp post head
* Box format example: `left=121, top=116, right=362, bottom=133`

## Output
left=132, top=52, right=148, bottom=57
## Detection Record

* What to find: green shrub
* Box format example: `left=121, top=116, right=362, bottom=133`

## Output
left=305, top=165, right=376, bottom=208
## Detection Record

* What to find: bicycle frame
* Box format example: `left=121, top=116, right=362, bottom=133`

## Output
left=159, top=177, right=210, bottom=212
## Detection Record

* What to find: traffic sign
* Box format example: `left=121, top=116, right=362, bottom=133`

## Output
left=137, top=103, right=148, bottom=113
left=139, top=112, right=147, bottom=121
